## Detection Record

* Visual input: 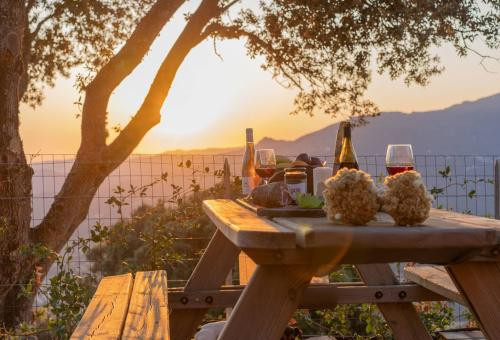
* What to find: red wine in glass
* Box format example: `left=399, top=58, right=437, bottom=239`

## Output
left=255, top=167, right=276, bottom=178
left=255, top=149, right=277, bottom=184
left=386, top=144, right=415, bottom=176
left=386, top=165, right=414, bottom=175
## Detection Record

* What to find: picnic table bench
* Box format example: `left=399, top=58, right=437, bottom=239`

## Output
left=197, top=199, right=500, bottom=340
left=405, top=264, right=466, bottom=305
left=73, top=199, right=500, bottom=340
left=71, top=271, right=170, bottom=339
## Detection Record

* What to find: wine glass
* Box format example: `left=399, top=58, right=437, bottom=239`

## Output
left=386, top=144, right=415, bottom=175
left=255, top=149, right=277, bottom=185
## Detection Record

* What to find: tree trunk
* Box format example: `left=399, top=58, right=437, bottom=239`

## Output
left=0, top=0, right=220, bottom=329
left=0, top=1, right=35, bottom=327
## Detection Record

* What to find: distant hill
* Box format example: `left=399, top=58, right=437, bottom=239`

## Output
left=165, top=93, right=500, bottom=156
left=257, top=93, right=500, bottom=156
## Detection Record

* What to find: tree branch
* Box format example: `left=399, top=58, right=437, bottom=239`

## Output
left=220, top=0, right=241, bottom=13
left=459, top=32, right=500, bottom=73
left=30, top=11, right=57, bottom=39
left=31, top=0, right=223, bottom=254
left=201, top=23, right=303, bottom=89
left=105, top=0, right=222, bottom=159
left=80, top=0, right=186, bottom=151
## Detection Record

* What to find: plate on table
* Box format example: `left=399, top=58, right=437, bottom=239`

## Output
left=236, top=198, right=326, bottom=218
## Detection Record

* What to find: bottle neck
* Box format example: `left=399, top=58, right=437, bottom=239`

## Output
left=343, top=125, right=351, bottom=139
left=339, top=124, right=357, bottom=165
left=246, top=142, right=254, bottom=151
left=243, top=142, right=256, bottom=176
left=244, top=142, right=255, bottom=161
left=246, top=128, right=254, bottom=143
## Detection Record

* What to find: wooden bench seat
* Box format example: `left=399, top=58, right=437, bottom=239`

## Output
left=405, top=266, right=488, bottom=339
left=404, top=265, right=465, bottom=305
left=71, top=271, right=169, bottom=339
left=436, top=329, right=485, bottom=340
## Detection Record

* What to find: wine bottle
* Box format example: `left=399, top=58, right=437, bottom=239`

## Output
left=242, top=128, right=257, bottom=195
left=338, top=122, right=359, bottom=170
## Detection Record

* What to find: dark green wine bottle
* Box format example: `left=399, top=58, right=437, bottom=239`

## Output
left=339, top=122, right=359, bottom=170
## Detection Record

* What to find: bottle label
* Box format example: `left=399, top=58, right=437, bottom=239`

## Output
left=287, top=182, right=307, bottom=199
left=242, top=177, right=256, bottom=195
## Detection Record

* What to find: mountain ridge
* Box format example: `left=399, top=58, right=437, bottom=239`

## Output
left=164, top=93, right=500, bottom=156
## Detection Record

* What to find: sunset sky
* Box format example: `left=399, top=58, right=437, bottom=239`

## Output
left=20, top=3, right=500, bottom=155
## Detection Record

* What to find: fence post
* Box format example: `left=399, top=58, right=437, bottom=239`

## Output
left=223, top=158, right=231, bottom=199
left=495, top=159, right=500, bottom=219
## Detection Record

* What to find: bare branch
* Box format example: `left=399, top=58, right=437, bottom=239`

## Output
left=213, top=36, right=224, bottom=61
left=468, top=48, right=499, bottom=74
left=201, top=23, right=303, bottom=89
left=460, top=32, right=500, bottom=73
left=30, top=11, right=57, bottom=38
left=220, top=0, right=241, bottom=13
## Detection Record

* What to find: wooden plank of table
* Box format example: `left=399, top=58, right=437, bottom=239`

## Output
left=357, top=264, right=432, bottom=340
left=167, top=283, right=445, bottom=309
left=169, top=230, right=240, bottom=340
left=405, top=265, right=465, bottom=305
left=203, top=199, right=296, bottom=249
left=447, top=262, right=500, bottom=340
left=242, top=243, right=497, bottom=266
left=71, top=274, right=133, bottom=339
left=431, top=209, right=500, bottom=234
left=274, top=211, right=499, bottom=250
left=218, top=264, right=317, bottom=340
left=122, top=271, right=170, bottom=339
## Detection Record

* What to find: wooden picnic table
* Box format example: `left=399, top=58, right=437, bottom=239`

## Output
left=168, top=199, right=500, bottom=340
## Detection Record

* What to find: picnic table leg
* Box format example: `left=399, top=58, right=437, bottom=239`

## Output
left=169, top=230, right=239, bottom=340
left=218, top=264, right=316, bottom=340
left=446, top=262, right=500, bottom=339
left=357, top=264, right=432, bottom=340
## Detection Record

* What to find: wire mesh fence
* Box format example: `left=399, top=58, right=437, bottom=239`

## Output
left=4, top=153, right=498, bottom=333
left=26, top=153, right=498, bottom=279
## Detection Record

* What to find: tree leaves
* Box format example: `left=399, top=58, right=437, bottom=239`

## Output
left=24, top=0, right=158, bottom=107
left=213, top=0, right=499, bottom=120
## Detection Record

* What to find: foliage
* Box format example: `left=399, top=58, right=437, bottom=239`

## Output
left=293, top=265, right=453, bottom=339
left=214, top=0, right=500, bottom=120
left=23, top=0, right=500, bottom=118
left=87, top=200, right=214, bottom=284
left=0, top=163, right=240, bottom=338
left=2, top=168, right=459, bottom=339
left=4, top=235, right=101, bottom=338
left=431, top=165, right=494, bottom=214
left=25, top=0, right=156, bottom=106
left=416, top=301, right=454, bottom=333
left=295, top=193, right=324, bottom=209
